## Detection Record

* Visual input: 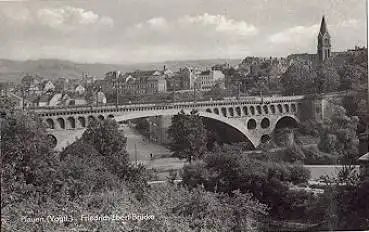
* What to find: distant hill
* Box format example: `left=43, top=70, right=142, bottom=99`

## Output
left=0, top=58, right=241, bottom=83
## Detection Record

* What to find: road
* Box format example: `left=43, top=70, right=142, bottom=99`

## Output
left=120, top=124, right=185, bottom=170
left=305, top=165, right=359, bottom=180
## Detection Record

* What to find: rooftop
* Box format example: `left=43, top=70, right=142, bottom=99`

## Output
left=358, top=153, right=369, bottom=162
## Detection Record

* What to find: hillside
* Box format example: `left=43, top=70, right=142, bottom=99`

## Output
left=0, top=58, right=241, bottom=83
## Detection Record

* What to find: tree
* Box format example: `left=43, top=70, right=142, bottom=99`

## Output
left=57, top=141, right=122, bottom=199
left=0, top=95, right=16, bottom=112
left=314, top=63, right=340, bottom=93
left=203, top=83, right=226, bottom=100
left=168, top=110, right=207, bottom=162
left=281, top=61, right=340, bottom=95
left=1, top=111, right=59, bottom=207
left=318, top=102, right=359, bottom=164
left=66, top=119, right=148, bottom=198
left=81, top=118, right=127, bottom=156
left=134, top=117, right=150, bottom=137
left=181, top=146, right=312, bottom=220
left=280, top=62, right=316, bottom=95
left=342, top=93, right=369, bottom=117
left=317, top=171, right=369, bottom=231
left=84, top=86, right=95, bottom=105
left=338, top=63, right=367, bottom=92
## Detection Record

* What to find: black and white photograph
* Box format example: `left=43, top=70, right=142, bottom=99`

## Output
left=0, top=0, right=368, bottom=231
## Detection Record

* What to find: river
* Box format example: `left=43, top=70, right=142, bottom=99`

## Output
left=120, top=124, right=359, bottom=180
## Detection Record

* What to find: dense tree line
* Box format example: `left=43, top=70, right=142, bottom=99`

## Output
left=280, top=51, right=368, bottom=95
left=181, top=146, right=313, bottom=221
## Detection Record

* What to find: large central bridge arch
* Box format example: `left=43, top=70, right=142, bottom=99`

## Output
left=113, top=109, right=259, bottom=148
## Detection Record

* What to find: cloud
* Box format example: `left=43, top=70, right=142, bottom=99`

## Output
left=1, top=5, right=114, bottom=30
left=131, top=13, right=258, bottom=36
left=339, top=19, right=360, bottom=28
left=36, top=6, right=114, bottom=29
left=1, top=5, right=32, bottom=23
left=180, top=13, right=258, bottom=36
left=122, top=13, right=257, bottom=61
left=269, top=24, right=319, bottom=44
left=147, top=17, right=168, bottom=28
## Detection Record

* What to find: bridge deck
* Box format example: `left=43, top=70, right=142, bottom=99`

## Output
left=30, top=95, right=305, bottom=115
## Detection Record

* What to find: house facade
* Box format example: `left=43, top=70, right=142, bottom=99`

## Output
left=193, top=70, right=225, bottom=90
left=103, top=69, right=167, bottom=95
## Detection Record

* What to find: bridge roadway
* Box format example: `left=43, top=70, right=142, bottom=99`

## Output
left=31, top=95, right=305, bottom=150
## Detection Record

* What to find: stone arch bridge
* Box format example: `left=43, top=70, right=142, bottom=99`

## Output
left=32, top=96, right=305, bottom=151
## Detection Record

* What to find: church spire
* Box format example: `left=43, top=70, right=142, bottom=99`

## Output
left=319, top=15, right=329, bottom=36
left=317, top=15, right=331, bottom=62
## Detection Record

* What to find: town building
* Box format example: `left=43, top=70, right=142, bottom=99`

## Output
left=41, top=80, right=55, bottom=93
left=5, top=92, right=33, bottom=109
left=176, top=67, right=195, bottom=90
left=66, top=96, right=87, bottom=106
left=146, top=75, right=167, bottom=94
left=358, top=153, right=369, bottom=178
left=103, top=69, right=167, bottom=95
left=53, top=77, right=69, bottom=92
left=21, top=75, right=42, bottom=90
left=94, top=91, right=107, bottom=105
left=193, top=69, right=225, bottom=90
left=37, top=94, right=52, bottom=107
left=74, top=84, right=86, bottom=95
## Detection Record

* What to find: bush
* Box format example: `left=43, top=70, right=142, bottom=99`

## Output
left=282, top=145, right=306, bottom=163
left=55, top=153, right=122, bottom=199
left=298, top=120, right=322, bottom=137
left=317, top=178, right=369, bottom=231
left=181, top=160, right=212, bottom=190
left=181, top=149, right=312, bottom=219
left=1, top=111, right=59, bottom=206
left=81, top=119, right=127, bottom=156
left=288, top=164, right=311, bottom=184
left=302, top=146, right=337, bottom=165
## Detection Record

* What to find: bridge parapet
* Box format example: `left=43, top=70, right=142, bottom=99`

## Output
left=32, top=95, right=305, bottom=116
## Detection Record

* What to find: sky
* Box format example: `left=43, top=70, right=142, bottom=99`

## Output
left=0, top=0, right=367, bottom=64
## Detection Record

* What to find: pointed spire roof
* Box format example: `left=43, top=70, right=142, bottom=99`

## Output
left=319, top=16, right=329, bottom=35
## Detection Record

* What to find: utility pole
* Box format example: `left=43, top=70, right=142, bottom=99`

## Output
left=173, top=78, right=176, bottom=102
left=96, top=88, right=99, bottom=107
left=114, top=72, right=118, bottom=108
left=260, top=91, right=263, bottom=104
left=238, top=82, right=241, bottom=99
left=135, top=142, right=138, bottom=165
left=22, top=89, right=25, bottom=110
left=22, top=88, right=29, bottom=110
left=0, top=111, right=5, bottom=192
left=193, top=84, right=196, bottom=102
left=0, top=112, right=4, bottom=161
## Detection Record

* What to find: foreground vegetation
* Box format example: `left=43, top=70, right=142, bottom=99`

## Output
left=1, top=93, right=368, bottom=231
left=1, top=104, right=267, bottom=231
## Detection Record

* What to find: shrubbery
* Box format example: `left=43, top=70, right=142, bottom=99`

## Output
left=314, top=177, right=369, bottom=231
left=181, top=148, right=312, bottom=220
left=302, top=146, right=338, bottom=165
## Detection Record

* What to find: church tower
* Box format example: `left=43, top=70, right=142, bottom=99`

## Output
left=317, top=16, right=331, bottom=62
